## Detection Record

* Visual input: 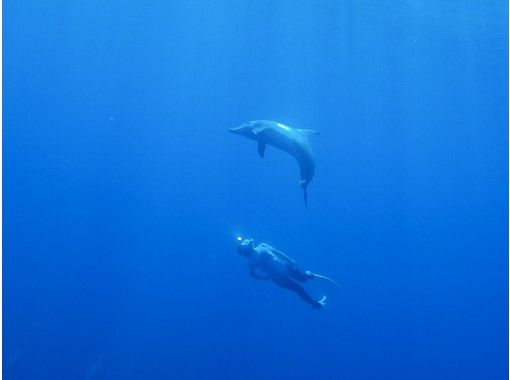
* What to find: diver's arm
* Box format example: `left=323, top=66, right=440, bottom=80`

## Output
left=271, top=248, right=296, bottom=264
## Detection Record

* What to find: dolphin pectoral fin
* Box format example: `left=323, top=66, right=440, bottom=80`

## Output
left=258, top=142, right=266, bottom=158
left=299, top=129, right=320, bottom=136
left=252, top=126, right=265, bottom=135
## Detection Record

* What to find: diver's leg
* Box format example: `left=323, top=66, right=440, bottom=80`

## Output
left=273, top=277, right=323, bottom=308
left=286, top=263, right=313, bottom=283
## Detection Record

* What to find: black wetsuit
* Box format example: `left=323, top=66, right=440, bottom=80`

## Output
left=248, top=243, right=321, bottom=308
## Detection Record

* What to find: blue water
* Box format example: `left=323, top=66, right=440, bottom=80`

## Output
left=4, top=1, right=508, bottom=379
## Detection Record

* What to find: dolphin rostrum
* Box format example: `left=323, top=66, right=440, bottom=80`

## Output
left=229, top=120, right=319, bottom=207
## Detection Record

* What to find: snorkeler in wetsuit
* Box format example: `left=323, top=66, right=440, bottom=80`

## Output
left=237, top=237, right=334, bottom=308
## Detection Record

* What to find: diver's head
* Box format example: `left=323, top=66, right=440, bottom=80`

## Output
left=237, top=237, right=255, bottom=257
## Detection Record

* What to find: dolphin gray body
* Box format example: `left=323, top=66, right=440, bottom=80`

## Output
left=229, top=120, right=319, bottom=207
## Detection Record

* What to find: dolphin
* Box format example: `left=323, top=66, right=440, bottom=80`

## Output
left=229, top=120, right=319, bottom=207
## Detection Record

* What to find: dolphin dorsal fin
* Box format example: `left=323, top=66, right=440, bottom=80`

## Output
left=298, top=129, right=320, bottom=136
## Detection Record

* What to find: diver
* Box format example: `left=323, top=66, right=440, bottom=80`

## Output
left=236, top=237, right=338, bottom=308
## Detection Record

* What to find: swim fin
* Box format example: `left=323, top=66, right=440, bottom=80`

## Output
left=312, top=274, right=339, bottom=288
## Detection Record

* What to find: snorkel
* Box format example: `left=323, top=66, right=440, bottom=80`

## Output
left=236, top=236, right=254, bottom=256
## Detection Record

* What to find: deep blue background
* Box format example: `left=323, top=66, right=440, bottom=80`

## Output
left=4, top=1, right=508, bottom=379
